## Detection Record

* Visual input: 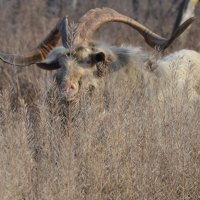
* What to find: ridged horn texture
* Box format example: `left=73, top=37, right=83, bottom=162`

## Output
left=59, top=16, right=69, bottom=48
left=75, top=7, right=195, bottom=50
left=0, top=17, right=68, bottom=66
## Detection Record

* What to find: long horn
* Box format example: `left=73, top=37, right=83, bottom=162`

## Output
left=0, top=17, right=69, bottom=66
left=172, top=0, right=190, bottom=35
left=74, top=8, right=194, bottom=51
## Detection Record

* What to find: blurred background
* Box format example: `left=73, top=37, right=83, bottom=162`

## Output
left=0, top=0, right=200, bottom=50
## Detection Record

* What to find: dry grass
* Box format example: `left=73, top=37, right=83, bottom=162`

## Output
left=1, top=72, right=200, bottom=200
left=1, top=0, right=200, bottom=199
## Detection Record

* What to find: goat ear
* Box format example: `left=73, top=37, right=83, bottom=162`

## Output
left=36, top=60, right=61, bottom=70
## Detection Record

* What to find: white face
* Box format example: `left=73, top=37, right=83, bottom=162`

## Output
left=55, top=51, right=106, bottom=101
left=42, top=44, right=111, bottom=101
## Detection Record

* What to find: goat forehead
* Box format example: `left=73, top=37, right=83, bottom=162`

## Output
left=74, top=47, right=92, bottom=59
left=73, top=43, right=101, bottom=59
left=67, top=59, right=78, bottom=66
left=64, top=60, right=84, bottom=77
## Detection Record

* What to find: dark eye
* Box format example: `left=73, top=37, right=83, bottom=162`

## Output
left=78, top=79, right=82, bottom=87
left=67, top=52, right=70, bottom=56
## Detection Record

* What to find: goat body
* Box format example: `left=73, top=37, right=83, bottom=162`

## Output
left=0, top=8, right=196, bottom=102
left=42, top=41, right=200, bottom=104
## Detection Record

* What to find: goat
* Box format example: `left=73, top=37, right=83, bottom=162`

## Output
left=0, top=8, right=196, bottom=104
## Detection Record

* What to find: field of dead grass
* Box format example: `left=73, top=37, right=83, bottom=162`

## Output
left=1, top=0, right=200, bottom=199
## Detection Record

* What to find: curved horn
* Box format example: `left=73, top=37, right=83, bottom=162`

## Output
left=0, top=17, right=69, bottom=66
left=75, top=8, right=194, bottom=50
left=172, top=0, right=190, bottom=35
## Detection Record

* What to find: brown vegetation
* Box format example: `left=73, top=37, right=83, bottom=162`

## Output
left=1, top=0, right=200, bottom=199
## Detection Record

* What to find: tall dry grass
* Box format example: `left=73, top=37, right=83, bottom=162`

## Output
left=1, top=70, right=200, bottom=199
left=1, top=0, right=200, bottom=199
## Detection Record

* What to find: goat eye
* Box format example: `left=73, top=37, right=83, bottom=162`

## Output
left=66, top=52, right=70, bottom=56
left=78, top=79, right=82, bottom=87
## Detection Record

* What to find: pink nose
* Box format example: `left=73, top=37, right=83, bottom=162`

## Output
left=65, top=83, right=77, bottom=95
left=69, top=83, right=76, bottom=90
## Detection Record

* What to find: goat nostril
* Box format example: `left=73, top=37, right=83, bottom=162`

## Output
left=70, top=84, right=75, bottom=90
left=64, top=82, right=77, bottom=94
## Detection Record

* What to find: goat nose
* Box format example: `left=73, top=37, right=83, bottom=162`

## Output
left=65, top=82, right=77, bottom=94
left=70, top=83, right=76, bottom=90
